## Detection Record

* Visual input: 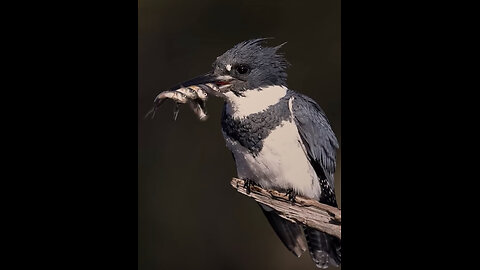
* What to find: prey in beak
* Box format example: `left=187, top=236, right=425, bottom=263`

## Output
left=169, top=73, right=235, bottom=97
left=145, top=73, right=234, bottom=121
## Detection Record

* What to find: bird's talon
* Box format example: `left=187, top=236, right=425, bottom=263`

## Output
left=243, top=179, right=257, bottom=194
left=286, top=188, right=297, bottom=204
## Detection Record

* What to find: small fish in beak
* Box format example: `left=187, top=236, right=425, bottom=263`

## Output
left=146, top=73, right=233, bottom=121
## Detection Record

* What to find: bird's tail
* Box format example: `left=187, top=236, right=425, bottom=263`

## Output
left=304, top=227, right=341, bottom=268
left=258, top=203, right=307, bottom=257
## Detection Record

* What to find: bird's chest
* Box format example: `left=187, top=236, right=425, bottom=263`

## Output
left=221, top=105, right=290, bottom=154
left=223, top=118, right=320, bottom=199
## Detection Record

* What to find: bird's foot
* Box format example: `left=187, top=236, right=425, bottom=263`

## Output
left=286, top=188, right=297, bottom=204
left=243, top=179, right=258, bottom=194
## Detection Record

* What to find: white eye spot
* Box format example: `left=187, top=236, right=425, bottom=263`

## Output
left=226, top=64, right=232, bottom=71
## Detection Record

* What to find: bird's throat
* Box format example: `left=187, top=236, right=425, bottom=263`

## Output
left=225, top=85, right=288, bottom=119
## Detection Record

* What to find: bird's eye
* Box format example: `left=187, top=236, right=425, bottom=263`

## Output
left=236, top=64, right=250, bottom=74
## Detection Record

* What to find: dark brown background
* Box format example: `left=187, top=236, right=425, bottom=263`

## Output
left=138, top=0, right=341, bottom=269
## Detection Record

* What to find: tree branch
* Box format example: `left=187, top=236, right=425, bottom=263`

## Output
left=230, top=177, right=341, bottom=240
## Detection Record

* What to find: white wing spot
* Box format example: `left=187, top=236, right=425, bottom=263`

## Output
left=288, top=96, right=295, bottom=117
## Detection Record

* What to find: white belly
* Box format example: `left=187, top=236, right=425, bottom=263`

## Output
left=224, top=120, right=321, bottom=200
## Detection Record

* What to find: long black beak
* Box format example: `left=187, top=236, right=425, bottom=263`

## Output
left=168, top=72, right=233, bottom=96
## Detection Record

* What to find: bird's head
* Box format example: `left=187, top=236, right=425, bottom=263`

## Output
left=171, top=38, right=288, bottom=100
left=211, top=38, right=288, bottom=94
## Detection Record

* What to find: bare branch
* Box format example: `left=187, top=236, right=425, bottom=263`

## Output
left=230, top=177, right=341, bottom=239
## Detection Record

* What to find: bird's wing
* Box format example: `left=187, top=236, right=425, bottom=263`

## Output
left=290, top=91, right=339, bottom=189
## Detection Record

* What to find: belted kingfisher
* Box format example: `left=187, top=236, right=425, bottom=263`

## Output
left=163, top=38, right=340, bottom=268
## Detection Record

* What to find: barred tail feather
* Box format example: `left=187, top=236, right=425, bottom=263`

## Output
left=304, top=227, right=341, bottom=268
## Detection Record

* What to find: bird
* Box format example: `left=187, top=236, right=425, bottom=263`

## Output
left=158, top=38, right=340, bottom=268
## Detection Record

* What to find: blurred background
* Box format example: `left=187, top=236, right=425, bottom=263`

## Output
left=138, top=0, right=340, bottom=269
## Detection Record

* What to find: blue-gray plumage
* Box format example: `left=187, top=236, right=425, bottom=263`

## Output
left=291, top=93, right=339, bottom=207
left=162, top=38, right=341, bottom=268
left=221, top=91, right=294, bottom=155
